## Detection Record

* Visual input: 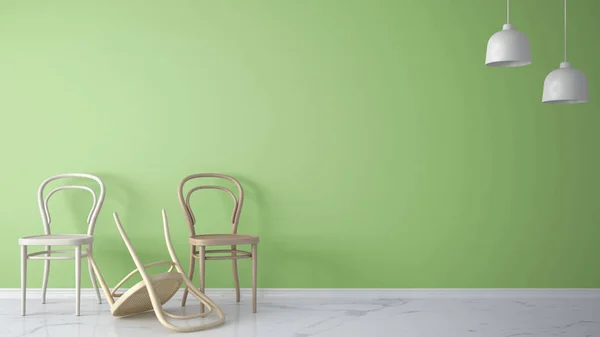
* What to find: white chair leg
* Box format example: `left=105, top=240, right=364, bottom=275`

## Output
left=21, top=245, right=27, bottom=316
left=252, top=244, right=257, bottom=313
left=88, top=243, right=102, bottom=304
left=75, top=245, right=81, bottom=316
left=42, top=245, right=50, bottom=304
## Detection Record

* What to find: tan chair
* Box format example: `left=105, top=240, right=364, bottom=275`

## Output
left=88, top=209, right=225, bottom=332
left=179, top=173, right=259, bottom=313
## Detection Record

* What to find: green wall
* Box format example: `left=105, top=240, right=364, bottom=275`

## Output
left=1, top=0, right=599, bottom=289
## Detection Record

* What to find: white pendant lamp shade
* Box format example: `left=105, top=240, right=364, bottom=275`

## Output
left=542, top=0, right=589, bottom=104
left=486, top=24, right=532, bottom=67
left=485, top=1, right=531, bottom=67
left=542, top=62, right=589, bottom=103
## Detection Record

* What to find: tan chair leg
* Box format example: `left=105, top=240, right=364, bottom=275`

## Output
left=252, top=244, right=257, bottom=313
left=199, top=246, right=205, bottom=314
left=232, top=245, right=240, bottom=303
left=181, top=246, right=195, bottom=307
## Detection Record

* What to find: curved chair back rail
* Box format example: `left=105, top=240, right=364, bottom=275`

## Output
left=177, top=173, right=244, bottom=235
left=37, top=173, right=106, bottom=235
left=88, top=209, right=225, bottom=332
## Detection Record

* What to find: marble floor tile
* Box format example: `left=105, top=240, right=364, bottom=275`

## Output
left=1, top=295, right=599, bottom=336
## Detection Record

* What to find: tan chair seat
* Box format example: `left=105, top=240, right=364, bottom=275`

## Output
left=189, top=234, right=259, bottom=246
left=111, top=272, right=182, bottom=317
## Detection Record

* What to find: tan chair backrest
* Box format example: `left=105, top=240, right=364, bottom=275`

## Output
left=178, top=173, right=244, bottom=236
left=37, top=173, right=105, bottom=236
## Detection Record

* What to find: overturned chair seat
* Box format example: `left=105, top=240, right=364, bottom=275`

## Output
left=88, top=209, right=225, bottom=332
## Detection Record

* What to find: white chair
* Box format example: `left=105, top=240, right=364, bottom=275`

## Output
left=18, top=173, right=105, bottom=316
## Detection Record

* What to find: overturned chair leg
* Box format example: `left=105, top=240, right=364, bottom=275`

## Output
left=87, top=243, right=102, bottom=304
left=181, top=246, right=196, bottom=307
left=156, top=269, right=225, bottom=331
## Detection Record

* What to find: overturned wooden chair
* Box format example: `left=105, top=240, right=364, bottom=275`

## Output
left=88, top=209, right=225, bottom=333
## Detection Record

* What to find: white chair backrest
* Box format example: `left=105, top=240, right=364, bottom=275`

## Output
left=37, top=173, right=105, bottom=236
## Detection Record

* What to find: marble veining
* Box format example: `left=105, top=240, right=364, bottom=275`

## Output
left=1, top=295, right=599, bottom=336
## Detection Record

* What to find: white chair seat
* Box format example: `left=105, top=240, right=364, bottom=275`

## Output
left=19, top=234, right=93, bottom=246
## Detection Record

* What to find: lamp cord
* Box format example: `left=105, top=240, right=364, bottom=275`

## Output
left=507, top=0, right=510, bottom=24
left=564, top=0, right=567, bottom=62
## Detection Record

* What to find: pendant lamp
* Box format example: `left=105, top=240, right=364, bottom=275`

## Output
left=542, top=0, right=589, bottom=104
left=486, top=0, right=531, bottom=67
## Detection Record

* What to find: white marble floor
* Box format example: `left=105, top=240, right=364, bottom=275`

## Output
left=2, top=295, right=599, bottom=337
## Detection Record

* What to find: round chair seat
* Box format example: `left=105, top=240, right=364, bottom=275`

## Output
left=19, top=234, right=93, bottom=246
left=111, top=272, right=183, bottom=317
left=189, top=234, right=259, bottom=246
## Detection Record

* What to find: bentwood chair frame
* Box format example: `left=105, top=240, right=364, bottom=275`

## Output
left=19, top=173, right=104, bottom=316
left=179, top=173, right=259, bottom=313
left=87, top=210, right=224, bottom=332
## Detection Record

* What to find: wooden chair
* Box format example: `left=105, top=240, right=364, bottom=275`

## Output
left=178, top=173, right=259, bottom=313
left=19, top=173, right=104, bottom=316
left=88, top=209, right=225, bottom=332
